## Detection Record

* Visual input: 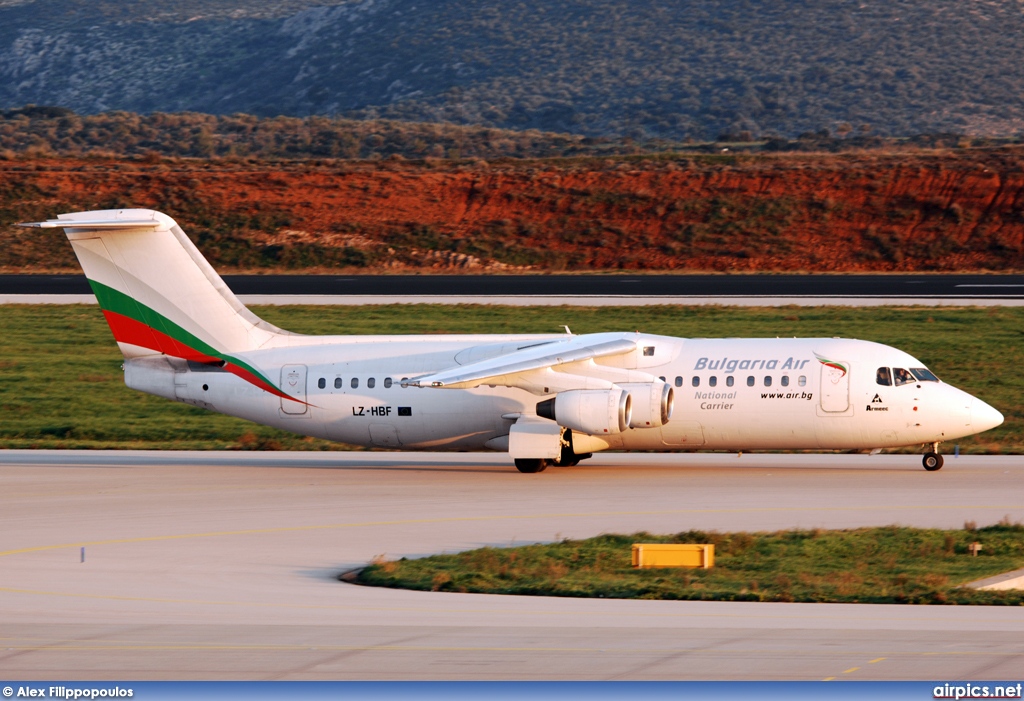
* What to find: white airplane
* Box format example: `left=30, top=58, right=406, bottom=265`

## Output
left=21, top=209, right=1003, bottom=472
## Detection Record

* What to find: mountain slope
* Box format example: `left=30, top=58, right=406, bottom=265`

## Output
left=2, top=0, right=1023, bottom=140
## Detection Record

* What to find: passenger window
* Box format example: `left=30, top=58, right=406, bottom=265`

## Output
left=893, top=368, right=914, bottom=386
left=643, top=346, right=655, bottom=356
left=910, top=368, right=939, bottom=382
left=317, top=377, right=326, bottom=389
left=726, top=376, right=734, bottom=387
left=747, top=376, right=755, bottom=387
left=709, top=376, right=717, bottom=388
left=351, top=377, right=359, bottom=389
left=764, top=376, right=772, bottom=387
left=876, top=367, right=892, bottom=386
left=334, top=377, right=342, bottom=389
left=692, top=376, right=700, bottom=387
left=798, top=375, right=806, bottom=387
left=781, top=375, right=789, bottom=387
left=675, top=376, right=683, bottom=387
left=384, top=377, right=393, bottom=388
left=367, top=377, right=376, bottom=389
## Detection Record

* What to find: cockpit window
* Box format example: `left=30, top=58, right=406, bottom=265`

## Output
left=893, top=368, right=915, bottom=386
left=876, top=367, right=892, bottom=386
left=910, top=368, right=939, bottom=382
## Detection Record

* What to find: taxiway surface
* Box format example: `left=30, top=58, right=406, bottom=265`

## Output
left=4, top=273, right=1024, bottom=298
left=1, top=451, right=1023, bottom=680
left=5, top=273, right=1024, bottom=306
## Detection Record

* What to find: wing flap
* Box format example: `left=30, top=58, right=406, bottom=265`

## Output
left=410, top=334, right=638, bottom=388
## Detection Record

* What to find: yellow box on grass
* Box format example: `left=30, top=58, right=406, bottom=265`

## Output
left=632, top=543, right=714, bottom=569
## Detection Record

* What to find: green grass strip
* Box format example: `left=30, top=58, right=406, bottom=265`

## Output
left=0, top=303, right=1021, bottom=450
left=357, top=524, right=1024, bottom=605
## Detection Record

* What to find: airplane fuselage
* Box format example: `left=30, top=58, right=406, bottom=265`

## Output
left=129, top=332, right=993, bottom=454
left=22, top=208, right=1002, bottom=472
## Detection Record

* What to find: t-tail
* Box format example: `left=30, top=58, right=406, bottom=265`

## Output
left=19, top=209, right=296, bottom=394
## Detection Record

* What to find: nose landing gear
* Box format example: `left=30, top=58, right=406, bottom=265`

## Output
left=923, top=442, right=944, bottom=471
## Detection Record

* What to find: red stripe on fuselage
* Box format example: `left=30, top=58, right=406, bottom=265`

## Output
left=222, top=362, right=296, bottom=402
left=101, top=310, right=301, bottom=403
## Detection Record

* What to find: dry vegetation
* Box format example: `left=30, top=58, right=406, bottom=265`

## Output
left=0, top=106, right=597, bottom=161
left=4, top=145, right=1024, bottom=273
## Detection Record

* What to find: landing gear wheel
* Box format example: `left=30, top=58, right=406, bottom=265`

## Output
left=556, top=429, right=580, bottom=467
left=559, top=452, right=592, bottom=467
left=922, top=452, right=944, bottom=471
left=515, top=458, right=548, bottom=473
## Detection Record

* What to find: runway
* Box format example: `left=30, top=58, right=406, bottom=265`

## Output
left=4, top=273, right=1024, bottom=306
left=2, top=450, right=1023, bottom=681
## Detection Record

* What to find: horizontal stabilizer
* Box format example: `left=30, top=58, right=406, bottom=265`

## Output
left=19, top=217, right=162, bottom=230
left=19, top=208, right=292, bottom=363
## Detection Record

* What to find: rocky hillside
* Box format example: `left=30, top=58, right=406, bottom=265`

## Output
left=4, top=148, right=1024, bottom=273
left=2, top=0, right=1024, bottom=141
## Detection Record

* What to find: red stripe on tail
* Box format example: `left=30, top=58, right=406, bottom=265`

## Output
left=102, top=310, right=303, bottom=403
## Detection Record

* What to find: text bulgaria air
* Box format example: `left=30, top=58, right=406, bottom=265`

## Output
left=694, top=356, right=813, bottom=372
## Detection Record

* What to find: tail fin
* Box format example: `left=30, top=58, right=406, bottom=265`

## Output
left=20, top=209, right=291, bottom=360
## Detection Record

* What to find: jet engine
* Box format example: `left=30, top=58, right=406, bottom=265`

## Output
left=536, top=388, right=631, bottom=435
left=619, top=381, right=674, bottom=428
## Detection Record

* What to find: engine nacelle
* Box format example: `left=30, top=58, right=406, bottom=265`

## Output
left=536, top=388, right=631, bottom=435
left=619, top=381, right=674, bottom=428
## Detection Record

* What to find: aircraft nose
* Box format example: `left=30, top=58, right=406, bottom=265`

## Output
left=971, top=397, right=1004, bottom=432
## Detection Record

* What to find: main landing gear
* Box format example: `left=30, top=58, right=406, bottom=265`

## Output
left=514, top=451, right=595, bottom=473
left=514, top=458, right=549, bottom=473
left=514, top=431, right=594, bottom=473
left=922, top=442, right=944, bottom=471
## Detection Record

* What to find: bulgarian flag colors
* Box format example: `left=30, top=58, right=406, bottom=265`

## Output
left=814, top=353, right=848, bottom=377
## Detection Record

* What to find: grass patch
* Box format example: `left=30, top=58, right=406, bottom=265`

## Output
left=357, top=524, right=1024, bottom=605
left=0, top=304, right=1021, bottom=450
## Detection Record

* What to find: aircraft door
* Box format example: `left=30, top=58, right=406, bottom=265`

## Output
left=660, top=420, right=706, bottom=446
left=819, top=360, right=850, bottom=413
left=280, top=364, right=308, bottom=415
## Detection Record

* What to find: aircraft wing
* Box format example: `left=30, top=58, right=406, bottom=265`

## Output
left=409, top=334, right=638, bottom=388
